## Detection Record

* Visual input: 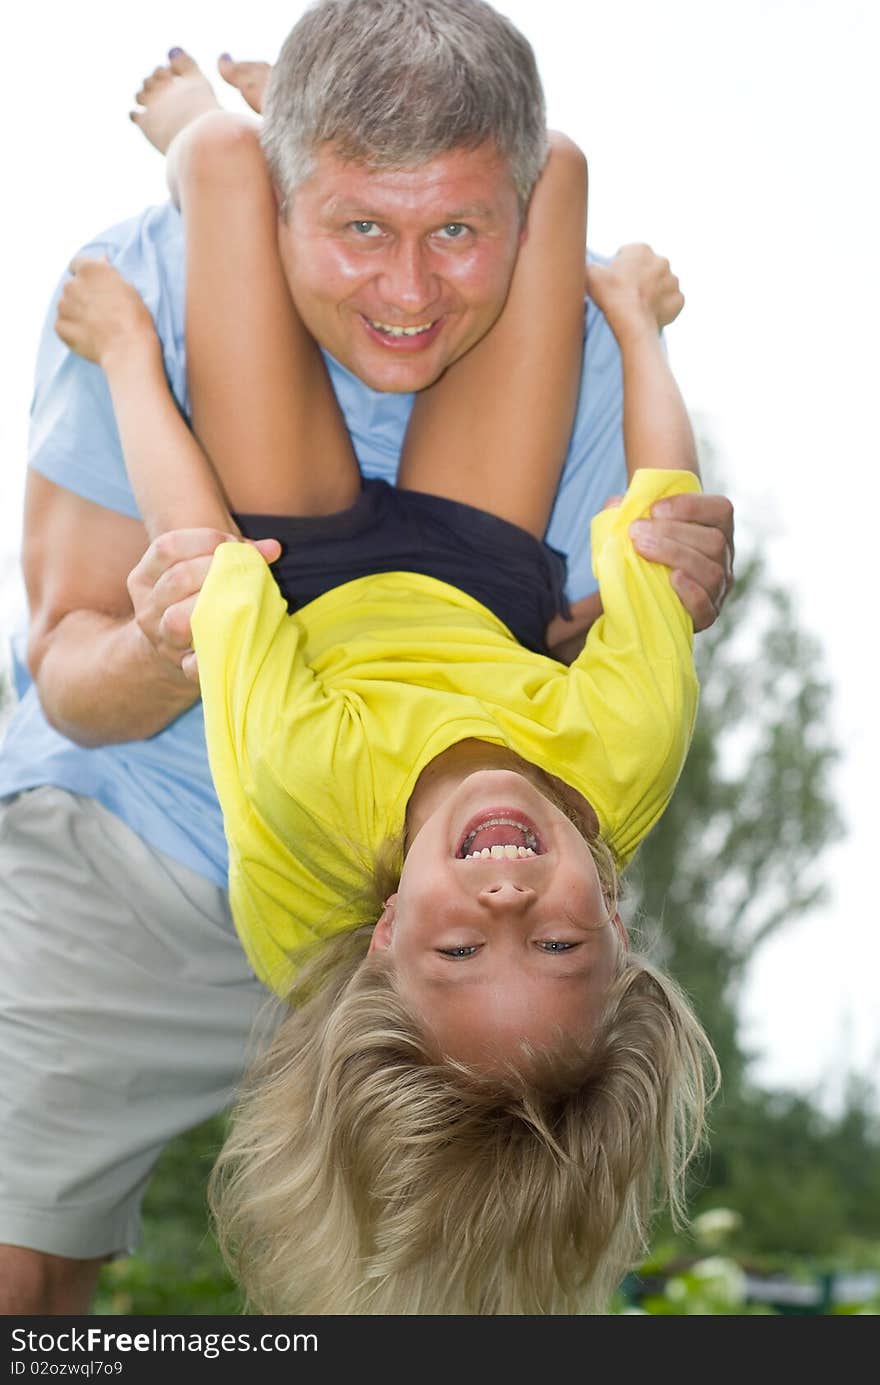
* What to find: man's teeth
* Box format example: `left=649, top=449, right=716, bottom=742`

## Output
left=368, top=318, right=434, bottom=337
left=463, top=844, right=536, bottom=860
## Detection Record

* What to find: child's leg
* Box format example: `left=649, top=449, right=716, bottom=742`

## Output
left=131, top=52, right=359, bottom=517
left=397, top=135, right=588, bottom=539
left=57, top=53, right=358, bottom=545
left=171, top=106, right=360, bottom=517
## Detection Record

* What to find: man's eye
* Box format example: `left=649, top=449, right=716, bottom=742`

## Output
left=438, top=944, right=481, bottom=958
left=351, top=221, right=382, bottom=237
left=536, top=941, right=578, bottom=953
left=437, top=223, right=469, bottom=240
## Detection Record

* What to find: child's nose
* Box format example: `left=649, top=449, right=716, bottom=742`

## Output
left=477, top=880, right=537, bottom=912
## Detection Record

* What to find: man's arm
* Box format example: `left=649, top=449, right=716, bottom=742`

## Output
left=21, top=204, right=260, bottom=746
left=23, top=473, right=203, bottom=746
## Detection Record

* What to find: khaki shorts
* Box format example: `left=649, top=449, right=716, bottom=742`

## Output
left=0, top=787, right=273, bottom=1259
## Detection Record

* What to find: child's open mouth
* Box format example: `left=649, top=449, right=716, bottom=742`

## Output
left=456, top=810, right=544, bottom=860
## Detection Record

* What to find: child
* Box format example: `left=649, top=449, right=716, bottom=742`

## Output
left=55, top=51, right=717, bottom=1314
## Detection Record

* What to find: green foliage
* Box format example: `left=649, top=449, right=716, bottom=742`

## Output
left=627, top=547, right=880, bottom=1265
left=93, top=1118, right=243, bottom=1316
left=614, top=1212, right=880, bottom=1315
left=628, top=551, right=843, bottom=1090
left=697, top=1076, right=880, bottom=1256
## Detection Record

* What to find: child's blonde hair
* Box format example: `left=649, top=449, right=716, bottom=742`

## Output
left=209, top=835, right=718, bottom=1315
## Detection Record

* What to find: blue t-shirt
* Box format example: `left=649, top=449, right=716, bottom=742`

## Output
left=0, top=202, right=626, bottom=886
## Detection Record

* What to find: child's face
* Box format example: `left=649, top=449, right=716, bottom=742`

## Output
left=368, top=770, right=626, bottom=1070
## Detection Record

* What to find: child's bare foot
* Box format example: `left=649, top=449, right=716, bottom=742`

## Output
left=217, top=55, right=272, bottom=114
left=130, top=49, right=220, bottom=154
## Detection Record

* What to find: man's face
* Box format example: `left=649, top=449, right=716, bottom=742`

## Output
left=278, top=142, right=525, bottom=393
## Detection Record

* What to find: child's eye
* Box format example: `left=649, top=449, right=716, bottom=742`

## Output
left=536, top=941, right=578, bottom=953
left=437, top=944, right=481, bottom=958
left=350, top=220, right=382, bottom=237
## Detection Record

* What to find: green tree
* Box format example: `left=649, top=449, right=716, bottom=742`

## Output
left=701, top=1075, right=880, bottom=1257
left=628, top=550, right=843, bottom=1091
left=627, top=538, right=880, bottom=1262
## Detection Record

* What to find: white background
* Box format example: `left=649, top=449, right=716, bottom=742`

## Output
left=2, top=1, right=878, bottom=1104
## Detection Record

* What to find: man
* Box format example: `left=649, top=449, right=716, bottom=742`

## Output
left=0, top=0, right=733, bottom=1313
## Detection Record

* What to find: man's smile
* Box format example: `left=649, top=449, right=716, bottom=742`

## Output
left=359, top=313, right=446, bottom=351
left=279, top=143, right=523, bottom=391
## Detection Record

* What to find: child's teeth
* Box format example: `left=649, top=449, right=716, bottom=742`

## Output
left=464, top=844, right=536, bottom=860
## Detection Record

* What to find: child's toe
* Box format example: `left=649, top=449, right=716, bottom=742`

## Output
left=168, top=48, right=198, bottom=76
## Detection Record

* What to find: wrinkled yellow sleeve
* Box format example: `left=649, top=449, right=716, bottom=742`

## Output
left=571, top=469, right=701, bottom=864
left=191, top=543, right=345, bottom=987
left=191, top=543, right=322, bottom=823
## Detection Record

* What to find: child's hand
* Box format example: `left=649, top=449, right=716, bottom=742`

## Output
left=586, top=246, right=684, bottom=339
left=127, top=529, right=282, bottom=684
left=55, top=256, right=158, bottom=367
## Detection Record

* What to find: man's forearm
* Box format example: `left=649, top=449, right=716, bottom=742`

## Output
left=33, top=608, right=200, bottom=746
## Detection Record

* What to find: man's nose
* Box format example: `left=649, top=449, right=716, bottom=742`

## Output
left=378, top=241, right=438, bottom=316
left=477, top=881, right=537, bottom=913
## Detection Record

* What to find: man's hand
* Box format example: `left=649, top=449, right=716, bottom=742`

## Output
left=128, top=529, right=282, bottom=683
left=546, top=490, right=734, bottom=661
left=628, top=490, right=734, bottom=632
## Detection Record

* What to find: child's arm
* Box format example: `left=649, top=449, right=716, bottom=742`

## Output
left=55, top=256, right=238, bottom=542
left=545, top=246, right=697, bottom=662
left=586, top=246, right=699, bottom=481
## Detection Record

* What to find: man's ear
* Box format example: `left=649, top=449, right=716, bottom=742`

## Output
left=367, top=893, right=397, bottom=953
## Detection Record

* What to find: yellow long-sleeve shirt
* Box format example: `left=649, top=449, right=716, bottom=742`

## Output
left=192, top=468, right=700, bottom=992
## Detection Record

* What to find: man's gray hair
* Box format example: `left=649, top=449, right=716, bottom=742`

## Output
left=261, top=0, right=548, bottom=212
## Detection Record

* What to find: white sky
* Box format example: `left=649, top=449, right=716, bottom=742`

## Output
left=2, top=0, right=878, bottom=1105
